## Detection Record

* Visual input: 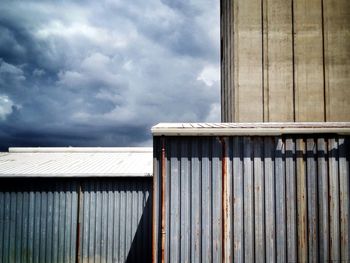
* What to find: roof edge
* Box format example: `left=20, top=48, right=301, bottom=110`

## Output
left=151, top=122, right=350, bottom=136
left=0, top=173, right=153, bottom=178
left=8, top=147, right=153, bottom=153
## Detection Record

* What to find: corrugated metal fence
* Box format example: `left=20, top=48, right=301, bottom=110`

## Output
left=153, top=135, right=350, bottom=263
left=0, top=177, right=152, bottom=263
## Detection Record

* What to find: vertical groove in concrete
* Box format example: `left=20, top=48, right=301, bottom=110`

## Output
left=321, top=0, right=327, bottom=122
left=233, top=0, right=238, bottom=122
left=220, top=0, right=224, bottom=122
left=230, top=0, right=235, bottom=122
left=291, top=0, right=296, bottom=122
left=261, top=0, right=265, bottom=122
left=228, top=0, right=233, bottom=122
left=262, top=0, right=269, bottom=122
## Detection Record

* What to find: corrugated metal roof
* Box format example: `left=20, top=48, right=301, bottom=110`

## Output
left=0, top=147, right=153, bottom=177
left=151, top=122, right=350, bottom=136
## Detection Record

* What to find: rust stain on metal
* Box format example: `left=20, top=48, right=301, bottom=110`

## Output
left=161, top=137, right=166, bottom=263
left=152, top=153, right=157, bottom=263
left=220, top=137, right=228, bottom=262
left=296, top=139, right=308, bottom=262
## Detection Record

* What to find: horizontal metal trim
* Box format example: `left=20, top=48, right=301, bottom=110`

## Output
left=152, top=122, right=350, bottom=136
left=8, top=147, right=153, bottom=153
left=0, top=173, right=153, bottom=178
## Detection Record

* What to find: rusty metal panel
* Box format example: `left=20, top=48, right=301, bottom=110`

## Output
left=0, top=178, right=79, bottom=263
left=296, top=138, right=308, bottom=262
left=339, top=137, right=350, bottom=261
left=253, top=137, right=265, bottom=263
left=79, top=178, right=152, bottom=263
left=264, top=137, right=276, bottom=262
left=153, top=134, right=350, bottom=263
left=286, top=138, right=297, bottom=261
left=317, top=137, right=330, bottom=261
left=153, top=137, right=223, bottom=263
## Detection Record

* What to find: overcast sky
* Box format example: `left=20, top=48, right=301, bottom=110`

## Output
left=0, top=0, right=220, bottom=150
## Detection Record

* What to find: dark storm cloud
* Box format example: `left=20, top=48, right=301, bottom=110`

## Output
left=0, top=9, right=66, bottom=75
left=0, top=0, right=220, bottom=151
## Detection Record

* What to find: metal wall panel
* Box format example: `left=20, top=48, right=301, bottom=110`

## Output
left=153, top=137, right=223, bottom=263
left=153, top=135, right=350, bottom=263
left=79, top=178, right=152, bottom=263
left=0, top=177, right=152, bottom=263
left=0, top=178, right=79, bottom=263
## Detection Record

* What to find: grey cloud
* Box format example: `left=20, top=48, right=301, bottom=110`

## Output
left=0, top=0, right=220, bottom=151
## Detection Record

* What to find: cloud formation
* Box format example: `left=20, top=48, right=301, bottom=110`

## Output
left=0, top=0, right=220, bottom=150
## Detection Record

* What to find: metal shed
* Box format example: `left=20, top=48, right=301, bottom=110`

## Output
left=0, top=147, right=153, bottom=263
left=152, top=122, right=350, bottom=263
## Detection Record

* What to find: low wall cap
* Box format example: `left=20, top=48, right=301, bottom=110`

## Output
left=151, top=122, right=350, bottom=136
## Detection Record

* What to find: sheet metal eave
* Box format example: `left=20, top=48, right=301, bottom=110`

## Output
left=8, top=147, right=153, bottom=153
left=0, top=147, right=153, bottom=177
left=151, top=122, right=350, bottom=136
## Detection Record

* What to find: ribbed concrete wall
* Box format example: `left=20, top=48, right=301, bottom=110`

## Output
left=221, top=0, right=350, bottom=122
left=153, top=135, right=350, bottom=262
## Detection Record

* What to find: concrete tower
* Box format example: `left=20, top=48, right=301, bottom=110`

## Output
left=221, top=0, right=350, bottom=122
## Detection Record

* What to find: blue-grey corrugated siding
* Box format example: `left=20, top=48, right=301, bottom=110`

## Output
left=79, top=178, right=152, bottom=263
left=0, top=178, right=152, bottom=263
left=153, top=137, right=223, bottom=263
left=0, top=179, right=78, bottom=263
left=153, top=135, right=350, bottom=263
